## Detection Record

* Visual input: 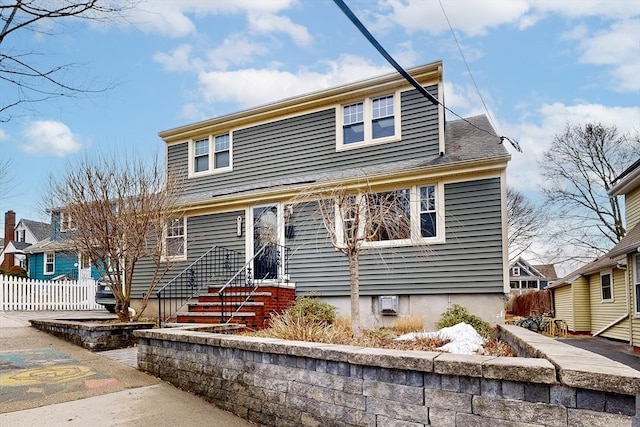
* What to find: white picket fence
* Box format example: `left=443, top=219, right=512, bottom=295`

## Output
left=0, top=274, right=100, bottom=311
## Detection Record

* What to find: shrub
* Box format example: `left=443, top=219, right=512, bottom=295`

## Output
left=285, top=295, right=336, bottom=325
left=0, top=265, right=28, bottom=278
left=436, top=304, right=493, bottom=338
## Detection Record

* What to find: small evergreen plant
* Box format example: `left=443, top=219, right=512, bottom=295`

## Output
left=436, top=304, right=493, bottom=338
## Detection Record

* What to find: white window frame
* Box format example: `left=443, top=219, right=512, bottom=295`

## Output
left=335, top=183, right=444, bottom=249
left=59, top=211, right=75, bottom=232
left=600, top=270, right=614, bottom=302
left=188, top=132, right=233, bottom=178
left=511, top=267, right=521, bottom=276
left=163, top=217, right=187, bottom=261
left=634, top=255, right=640, bottom=316
left=44, top=252, right=55, bottom=275
left=336, top=90, right=402, bottom=151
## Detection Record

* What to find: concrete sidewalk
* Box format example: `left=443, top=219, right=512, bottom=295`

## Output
left=0, top=311, right=253, bottom=426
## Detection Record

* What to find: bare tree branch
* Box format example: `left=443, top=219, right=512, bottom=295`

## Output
left=506, top=187, right=547, bottom=261
left=0, top=0, right=134, bottom=121
left=45, top=152, right=184, bottom=321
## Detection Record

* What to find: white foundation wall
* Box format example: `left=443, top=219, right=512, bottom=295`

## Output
left=320, top=293, right=506, bottom=330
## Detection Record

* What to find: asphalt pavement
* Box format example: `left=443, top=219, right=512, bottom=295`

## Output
left=0, top=310, right=253, bottom=427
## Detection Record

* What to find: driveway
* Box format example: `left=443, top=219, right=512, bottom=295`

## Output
left=558, top=336, right=640, bottom=371
left=0, top=310, right=253, bottom=426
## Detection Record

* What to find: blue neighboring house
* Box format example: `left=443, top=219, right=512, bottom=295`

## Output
left=24, top=210, right=101, bottom=281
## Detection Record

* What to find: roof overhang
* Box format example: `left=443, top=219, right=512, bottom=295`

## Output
left=177, top=155, right=509, bottom=216
left=609, top=160, right=640, bottom=197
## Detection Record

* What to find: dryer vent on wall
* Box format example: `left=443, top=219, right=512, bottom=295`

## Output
left=379, top=295, right=398, bottom=316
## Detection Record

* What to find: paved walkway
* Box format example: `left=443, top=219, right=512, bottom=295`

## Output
left=0, top=310, right=253, bottom=426
left=558, top=335, right=640, bottom=371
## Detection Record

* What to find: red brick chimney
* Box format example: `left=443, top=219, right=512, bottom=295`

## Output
left=2, top=210, right=16, bottom=270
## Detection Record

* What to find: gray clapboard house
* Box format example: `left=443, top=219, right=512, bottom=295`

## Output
left=137, top=61, right=511, bottom=329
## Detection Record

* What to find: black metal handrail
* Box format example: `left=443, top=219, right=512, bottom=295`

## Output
left=219, top=243, right=290, bottom=324
left=156, top=245, right=242, bottom=325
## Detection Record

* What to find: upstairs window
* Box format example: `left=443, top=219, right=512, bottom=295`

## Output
left=194, top=138, right=209, bottom=173
left=16, top=229, right=26, bottom=242
left=189, top=133, right=232, bottom=176
left=337, top=91, right=401, bottom=150
left=214, top=134, right=230, bottom=169
left=601, top=271, right=613, bottom=302
left=60, top=212, right=75, bottom=232
left=511, top=267, right=521, bottom=276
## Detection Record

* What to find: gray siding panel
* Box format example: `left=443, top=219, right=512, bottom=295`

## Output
left=289, top=178, right=504, bottom=296
left=168, top=86, right=440, bottom=196
left=132, top=210, right=245, bottom=297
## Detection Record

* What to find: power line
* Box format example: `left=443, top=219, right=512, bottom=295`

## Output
left=438, top=0, right=497, bottom=132
left=332, top=0, right=522, bottom=153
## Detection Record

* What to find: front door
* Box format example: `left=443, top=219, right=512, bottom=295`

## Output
left=78, top=253, right=92, bottom=281
left=249, top=204, right=283, bottom=281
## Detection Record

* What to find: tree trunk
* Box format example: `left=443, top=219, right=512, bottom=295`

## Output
left=348, top=251, right=360, bottom=336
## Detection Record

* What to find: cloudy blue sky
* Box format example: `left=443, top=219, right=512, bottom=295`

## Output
left=1, top=0, right=639, bottom=248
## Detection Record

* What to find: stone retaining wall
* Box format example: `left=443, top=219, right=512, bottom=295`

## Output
left=135, top=326, right=640, bottom=426
left=31, top=319, right=155, bottom=351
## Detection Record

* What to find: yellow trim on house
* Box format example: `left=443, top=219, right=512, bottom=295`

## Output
left=176, top=157, right=508, bottom=218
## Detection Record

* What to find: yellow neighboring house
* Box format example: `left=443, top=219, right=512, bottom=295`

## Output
left=549, top=159, right=640, bottom=351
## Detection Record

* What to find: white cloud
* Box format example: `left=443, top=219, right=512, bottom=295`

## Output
left=377, top=0, right=531, bottom=36
left=573, top=19, right=640, bottom=92
left=204, top=35, right=269, bottom=70
left=0, top=128, right=8, bottom=142
left=194, top=56, right=391, bottom=112
left=125, top=0, right=301, bottom=38
left=21, top=121, right=82, bottom=157
left=377, top=0, right=639, bottom=37
left=247, top=12, right=313, bottom=47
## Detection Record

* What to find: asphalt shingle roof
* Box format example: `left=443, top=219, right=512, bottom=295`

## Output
left=21, top=219, right=51, bottom=241
left=177, top=114, right=509, bottom=206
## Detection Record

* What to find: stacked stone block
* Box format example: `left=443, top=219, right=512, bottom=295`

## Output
left=135, top=327, right=639, bottom=427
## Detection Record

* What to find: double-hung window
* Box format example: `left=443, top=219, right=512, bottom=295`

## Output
left=336, top=183, right=442, bottom=248
left=338, top=91, right=400, bottom=149
left=601, top=271, right=613, bottom=302
left=165, top=217, right=186, bottom=260
left=190, top=133, right=232, bottom=176
left=60, top=211, right=75, bottom=232
left=214, top=134, right=230, bottom=169
left=44, top=252, right=55, bottom=275
left=194, top=138, right=209, bottom=173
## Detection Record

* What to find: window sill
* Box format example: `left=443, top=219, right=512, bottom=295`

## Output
left=188, top=166, right=232, bottom=179
left=162, top=255, right=187, bottom=263
left=336, top=134, right=401, bottom=152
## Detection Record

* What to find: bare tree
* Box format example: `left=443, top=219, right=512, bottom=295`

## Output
left=47, top=152, right=183, bottom=321
left=0, top=156, right=15, bottom=198
left=294, top=183, right=421, bottom=335
left=0, top=0, right=133, bottom=121
left=507, top=187, right=546, bottom=261
left=539, top=122, right=640, bottom=257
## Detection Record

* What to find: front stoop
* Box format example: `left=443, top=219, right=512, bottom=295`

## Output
left=175, top=284, right=295, bottom=329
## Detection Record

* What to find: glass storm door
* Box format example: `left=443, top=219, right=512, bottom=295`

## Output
left=79, top=253, right=92, bottom=281
left=250, top=205, right=282, bottom=281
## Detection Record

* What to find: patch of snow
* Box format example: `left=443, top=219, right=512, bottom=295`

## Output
left=395, top=322, right=485, bottom=355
